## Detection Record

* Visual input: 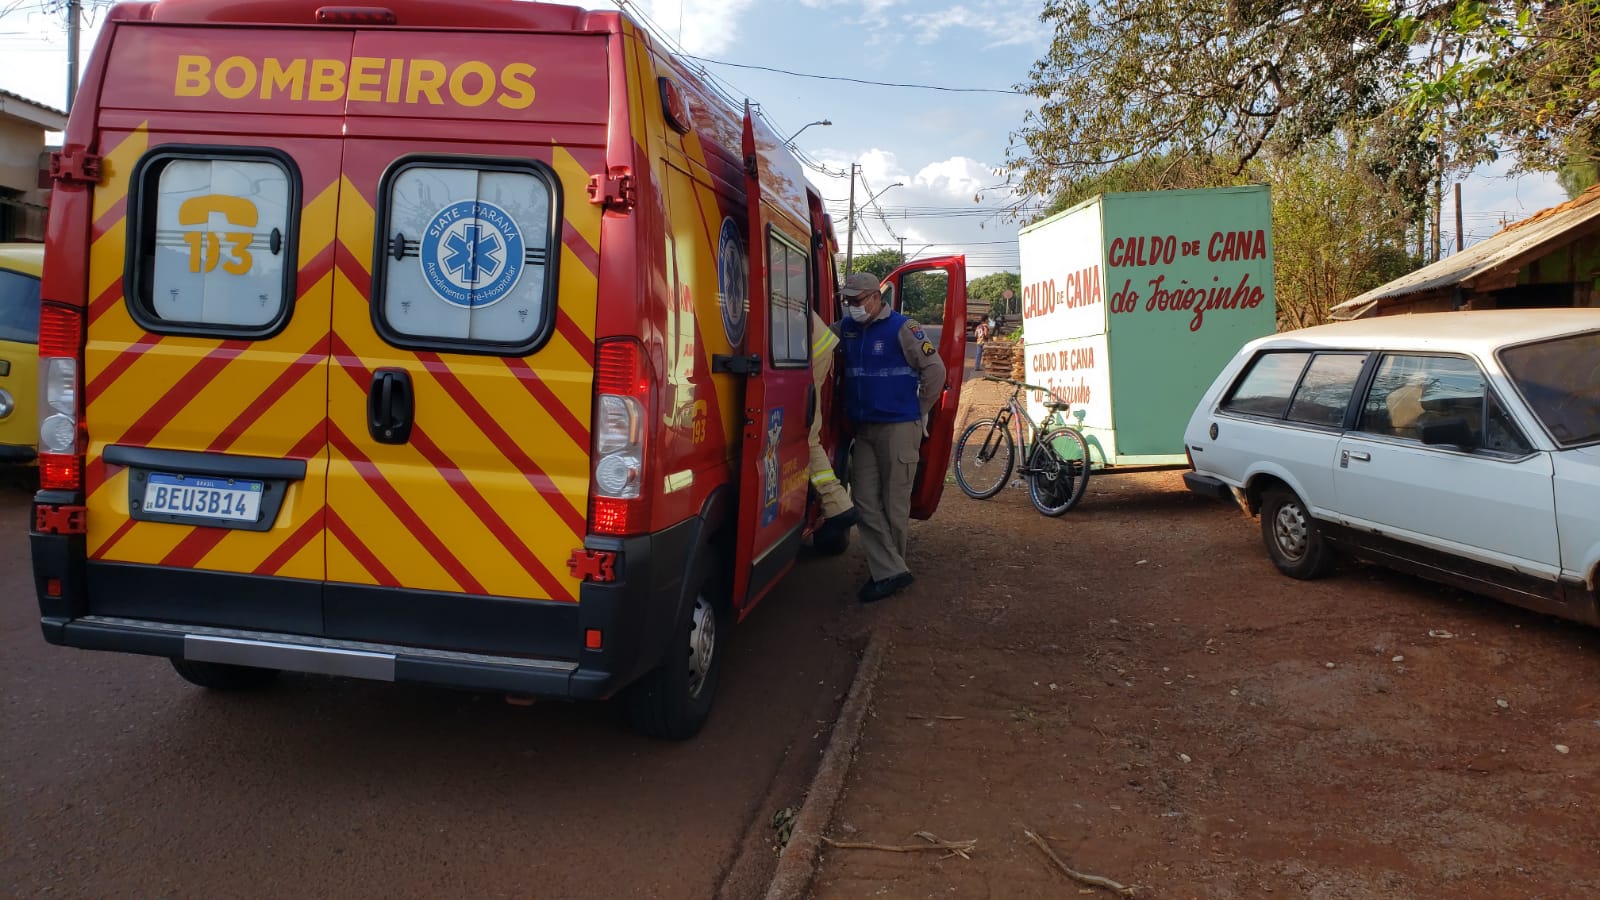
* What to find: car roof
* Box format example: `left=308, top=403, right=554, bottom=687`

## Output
left=0, top=243, right=44, bottom=278
left=1254, top=309, right=1600, bottom=354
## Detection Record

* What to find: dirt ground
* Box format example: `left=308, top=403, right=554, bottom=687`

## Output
left=809, top=378, right=1600, bottom=898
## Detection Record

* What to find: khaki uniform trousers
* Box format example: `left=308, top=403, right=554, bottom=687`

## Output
left=849, top=419, right=922, bottom=581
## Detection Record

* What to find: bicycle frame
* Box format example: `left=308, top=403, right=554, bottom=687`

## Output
left=984, top=379, right=1072, bottom=472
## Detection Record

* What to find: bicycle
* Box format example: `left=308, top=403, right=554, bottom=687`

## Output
left=953, top=376, right=1092, bottom=516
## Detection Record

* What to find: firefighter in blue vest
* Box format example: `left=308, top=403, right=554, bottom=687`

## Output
left=835, top=271, right=947, bottom=603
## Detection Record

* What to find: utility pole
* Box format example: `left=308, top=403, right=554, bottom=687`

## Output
left=843, top=163, right=859, bottom=274
left=66, top=0, right=81, bottom=111
left=1454, top=182, right=1463, bottom=253
left=897, top=237, right=905, bottom=260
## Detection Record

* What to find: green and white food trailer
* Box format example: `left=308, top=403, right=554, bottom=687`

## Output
left=1018, top=185, right=1278, bottom=467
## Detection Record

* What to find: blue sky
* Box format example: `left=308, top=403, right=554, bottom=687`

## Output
left=0, top=0, right=1569, bottom=276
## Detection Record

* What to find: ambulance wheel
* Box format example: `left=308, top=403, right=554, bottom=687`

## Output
left=625, top=587, right=724, bottom=740
left=811, top=520, right=852, bottom=556
left=170, top=658, right=281, bottom=691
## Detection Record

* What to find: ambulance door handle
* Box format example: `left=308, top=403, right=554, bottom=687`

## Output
left=368, top=369, right=414, bottom=445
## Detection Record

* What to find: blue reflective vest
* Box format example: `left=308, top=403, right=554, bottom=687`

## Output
left=840, top=311, right=921, bottom=423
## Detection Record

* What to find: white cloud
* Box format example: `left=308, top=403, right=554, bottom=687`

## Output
left=807, top=147, right=1024, bottom=274
left=904, top=2, right=1044, bottom=49
left=624, top=0, right=755, bottom=56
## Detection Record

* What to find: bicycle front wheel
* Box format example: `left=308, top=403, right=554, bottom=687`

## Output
left=1027, top=427, right=1092, bottom=516
left=954, top=420, right=1016, bottom=500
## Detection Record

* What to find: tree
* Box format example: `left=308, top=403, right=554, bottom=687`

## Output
left=1039, top=154, right=1250, bottom=219
left=1010, top=0, right=1600, bottom=243
left=967, top=272, right=1021, bottom=318
left=1009, top=0, right=1409, bottom=202
left=1264, top=136, right=1418, bottom=329
left=1372, top=0, right=1600, bottom=177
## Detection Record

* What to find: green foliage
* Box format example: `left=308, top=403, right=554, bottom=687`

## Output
left=900, top=272, right=948, bottom=324
left=843, top=249, right=947, bottom=323
left=1039, top=155, right=1252, bottom=219
left=1369, top=0, right=1600, bottom=175
left=1264, top=136, right=1419, bottom=329
left=1010, top=0, right=1408, bottom=202
left=845, top=248, right=905, bottom=280
left=967, top=272, right=1021, bottom=318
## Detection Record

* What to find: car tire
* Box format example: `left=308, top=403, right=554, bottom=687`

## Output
left=624, top=582, right=725, bottom=740
left=1260, top=488, right=1335, bottom=579
left=170, top=658, right=281, bottom=691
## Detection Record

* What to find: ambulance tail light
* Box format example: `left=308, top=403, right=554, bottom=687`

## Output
left=592, top=338, right=650, bottom=535
left=38, top=303, right=85, bottom=491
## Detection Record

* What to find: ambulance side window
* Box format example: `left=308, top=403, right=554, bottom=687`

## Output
left=766, top=232, right=809, bottom=368
left=126, top=150, right=299, bottom=337
left=374, top=158, right=560, bottom=355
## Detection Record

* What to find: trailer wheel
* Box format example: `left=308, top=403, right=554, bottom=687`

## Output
left=170, top=658, right=280, bottom=691
left=625, top=581, right=725, bottom=740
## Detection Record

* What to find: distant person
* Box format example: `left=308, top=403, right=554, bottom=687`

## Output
left=807, top=309, right=857, bottom=542
left=835, top=272, right=947, bottom=603
left=973, top=318, right=991, bottom=371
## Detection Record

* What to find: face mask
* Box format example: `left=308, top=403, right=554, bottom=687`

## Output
left=847, top=304, right=872, bottom=323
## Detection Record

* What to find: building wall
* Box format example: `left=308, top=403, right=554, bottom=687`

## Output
left=0, top=118, right=50, bottom=241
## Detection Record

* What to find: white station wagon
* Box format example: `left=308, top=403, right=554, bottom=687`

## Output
left=1183, top=310, right=1600, bottom=624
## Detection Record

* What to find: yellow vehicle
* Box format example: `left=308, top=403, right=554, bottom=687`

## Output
left=0, top=243, right=42, bottom=463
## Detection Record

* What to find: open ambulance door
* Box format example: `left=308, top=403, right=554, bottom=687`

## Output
left=880, top=257, right=967, bottom=519
left=725, top=105, right=813, bottom=616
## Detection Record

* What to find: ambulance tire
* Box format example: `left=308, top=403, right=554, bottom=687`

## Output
left=811, top=521, right=852, bottom=556
left=170, top=658, right=281, bottom=691
left=624, top=573, right=726, bottom=740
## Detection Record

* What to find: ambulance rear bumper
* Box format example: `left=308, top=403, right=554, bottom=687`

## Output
left=33, top=505, right=704, bottom=701
left=43, top=615, right=603, bottom=696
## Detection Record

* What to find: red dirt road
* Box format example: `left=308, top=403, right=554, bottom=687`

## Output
left=811, top=381, right=1600, bottom=898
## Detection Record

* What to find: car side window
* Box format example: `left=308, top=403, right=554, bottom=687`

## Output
left=1221, top=351, right=1311, bottom=417
left=1285, top=353, right=1368, bottom=427
left=1357, top=354, right=1531, bottom=454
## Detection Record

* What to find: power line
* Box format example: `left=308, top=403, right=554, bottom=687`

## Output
left=680, top=53, right=1021, bottom=94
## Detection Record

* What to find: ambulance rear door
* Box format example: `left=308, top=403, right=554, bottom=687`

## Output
left=322, top=30, right=608, bottom=651
left=726, top=106, right=814, bottom=614
left=880, top=256, right=967, bottom=519
left=79, top=26, right=348, bottom=631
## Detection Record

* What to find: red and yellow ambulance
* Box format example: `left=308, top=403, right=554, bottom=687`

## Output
left=30, top=0, right=966, bottom=737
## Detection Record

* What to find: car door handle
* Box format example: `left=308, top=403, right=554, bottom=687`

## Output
left=368, top=368, right=414, bottom=445
left=1341, top=449, right=1371, bottom=467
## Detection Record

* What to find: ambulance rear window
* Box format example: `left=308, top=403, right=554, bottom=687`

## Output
left=126, top=149, right=299, bottom=337
left=373, top=158, right=559, bottom=355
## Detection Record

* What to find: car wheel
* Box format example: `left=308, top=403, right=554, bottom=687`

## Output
left=624, top=586, right=724, bottom=740
left=1260, top=488, right=1335, bottom=579
left=170, top=658, right=281, bottom=691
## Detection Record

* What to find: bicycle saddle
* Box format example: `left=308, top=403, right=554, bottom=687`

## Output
left=1044, top=399, right=1071, bottom=411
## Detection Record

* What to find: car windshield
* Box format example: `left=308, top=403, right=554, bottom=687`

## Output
left=1499, top=331, right=1600, bottom=447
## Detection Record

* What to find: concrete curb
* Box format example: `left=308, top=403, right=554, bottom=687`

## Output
left=762, top=632, right=886, bottom=900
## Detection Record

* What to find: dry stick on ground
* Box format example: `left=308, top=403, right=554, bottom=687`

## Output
left=1023, top=829, right=1137, bottom=897
left=821, top=831, right=976, bottom=861
left=903, top=714, right=968, bottom=721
